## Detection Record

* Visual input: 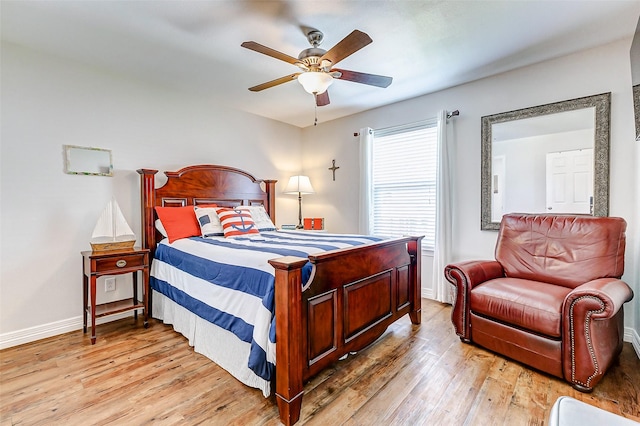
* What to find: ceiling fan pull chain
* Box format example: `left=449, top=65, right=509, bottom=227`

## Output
left=314, top=95, right=318, bottom=126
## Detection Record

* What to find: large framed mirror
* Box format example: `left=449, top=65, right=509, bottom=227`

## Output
left=634, top=85, right=640, bottom=141
left=631, top=16, right=640, bottom=141
left=481, top=92, right=611, bottom=230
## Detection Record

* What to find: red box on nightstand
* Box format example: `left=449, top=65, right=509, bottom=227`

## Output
left=303, top=218, right=324, bottom=230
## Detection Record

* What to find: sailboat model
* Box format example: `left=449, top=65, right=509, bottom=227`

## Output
left=90, top=198, right=136, bottom=251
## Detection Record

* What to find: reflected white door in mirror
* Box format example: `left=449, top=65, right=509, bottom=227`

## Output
left=545, top=148, right=593, bottom=215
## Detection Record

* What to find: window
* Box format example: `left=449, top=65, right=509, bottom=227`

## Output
left=370, top=119, right=438, bottom=250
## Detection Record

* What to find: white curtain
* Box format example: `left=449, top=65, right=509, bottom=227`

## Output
left=431, top=110, right=454, bottom=304
left=358, top=127, right=373, bottom=235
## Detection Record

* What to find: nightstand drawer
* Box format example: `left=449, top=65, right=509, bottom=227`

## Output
left=94, top=253, right=146, bottom=272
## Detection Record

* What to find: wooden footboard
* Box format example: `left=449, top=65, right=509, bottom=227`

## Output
left=269, top=236, right=422, bottom=425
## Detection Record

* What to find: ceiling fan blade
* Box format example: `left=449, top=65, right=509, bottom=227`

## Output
left=320, top=30, right=372, bottom=67
left=248, top=73, right=300, bottom=92
left=333, top=68, right=392, bottom=88
left=316, top=91, right=330, bottom=107
left=241, top=41, right=303, bottom=66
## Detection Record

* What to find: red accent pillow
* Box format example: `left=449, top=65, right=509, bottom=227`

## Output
left=155, top=206, right=201, bottom=243
left=216, top=207, right=260, bottom=238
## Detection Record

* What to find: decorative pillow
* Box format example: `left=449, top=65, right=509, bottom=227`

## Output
left=155, top=206, right=201, bottom=243
left=237, top=205, right=276, bottom=231
left=215, top=207, right=260, bottom=238
left=194, top=206, right=225, bottom=237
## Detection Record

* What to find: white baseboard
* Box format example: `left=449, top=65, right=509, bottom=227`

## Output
left=624, top=326, right=640, bottom=359
left=0, top=312, right=137, bottom=350
left=421, top=288, right=434, bottom=300
left=3, top=310, right=640, bottom=360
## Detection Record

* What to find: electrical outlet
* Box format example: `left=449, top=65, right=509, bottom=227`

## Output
left=104, top=277, right=116, bottom=292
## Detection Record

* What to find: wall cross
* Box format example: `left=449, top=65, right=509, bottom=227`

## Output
left=328, top=159, right=340, bottom=181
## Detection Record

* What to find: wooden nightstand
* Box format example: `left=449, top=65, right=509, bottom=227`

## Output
left=82, top=247, right=150, bottom=344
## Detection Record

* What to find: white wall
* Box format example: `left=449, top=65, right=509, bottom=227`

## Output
left=0, top=42, right=302, bottom=345
left=301, top=38, right=639, bottom=348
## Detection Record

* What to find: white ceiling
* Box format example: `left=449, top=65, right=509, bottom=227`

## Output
left=2, top=1, right=640, bottom=128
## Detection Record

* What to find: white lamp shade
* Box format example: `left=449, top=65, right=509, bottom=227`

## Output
left=297, top=72, right=333, bottom=94
left=284, top=175, right=315, bottom=195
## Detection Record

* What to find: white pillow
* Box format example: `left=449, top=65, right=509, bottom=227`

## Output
left=155, top=218, right=168, bottom=237
left=237, top=205, right=276, bottom=231
left=194, top=206, right=225, bottom=237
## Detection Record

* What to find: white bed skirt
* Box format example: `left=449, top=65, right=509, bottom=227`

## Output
left=152, top=291, right=271, bottom=397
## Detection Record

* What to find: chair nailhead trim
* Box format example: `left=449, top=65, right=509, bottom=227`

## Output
left=569, top=295, right=605, bottom=388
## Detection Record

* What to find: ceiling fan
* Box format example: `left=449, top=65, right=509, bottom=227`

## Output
left=241, top=29, right=392, bottom=107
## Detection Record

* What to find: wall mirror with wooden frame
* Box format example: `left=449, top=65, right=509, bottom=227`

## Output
left=480, top=93, right=611, bottom=230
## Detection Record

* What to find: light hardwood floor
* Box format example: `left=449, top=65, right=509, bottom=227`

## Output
left=1, top=299, right=639, bottom=425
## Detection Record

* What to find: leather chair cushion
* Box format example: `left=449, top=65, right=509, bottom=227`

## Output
left=470, top=277, right=572, bottom=338
left=495, top=214, right=626, bottom=289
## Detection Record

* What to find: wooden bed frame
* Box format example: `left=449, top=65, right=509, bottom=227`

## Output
left=137, top=165, right=422, bottom=425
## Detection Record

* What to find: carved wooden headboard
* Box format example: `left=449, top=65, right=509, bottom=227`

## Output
left=137, top=165, right=277, bottom=256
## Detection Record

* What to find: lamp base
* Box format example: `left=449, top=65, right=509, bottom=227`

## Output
left=296, top=193, right=304, bottom=230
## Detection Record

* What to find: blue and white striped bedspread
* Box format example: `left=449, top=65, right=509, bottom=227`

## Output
left=150, top=230, right=384, bottom=382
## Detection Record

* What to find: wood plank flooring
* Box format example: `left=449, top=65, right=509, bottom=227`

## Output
left=1, top=299, right=639, bottom=425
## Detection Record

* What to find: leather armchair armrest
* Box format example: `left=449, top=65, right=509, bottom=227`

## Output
left=444, top=260, right=504, bottom=341
left=562, top=278, right=634, bottom=391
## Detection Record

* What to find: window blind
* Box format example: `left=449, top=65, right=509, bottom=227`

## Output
left=372, top=119, right=437, bottom=250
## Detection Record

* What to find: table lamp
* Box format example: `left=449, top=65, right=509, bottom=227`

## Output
left=284, top=175, right=315, bottom=229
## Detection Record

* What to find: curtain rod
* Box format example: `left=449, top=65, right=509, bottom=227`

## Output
left=353, top=110, right=460, bottom=137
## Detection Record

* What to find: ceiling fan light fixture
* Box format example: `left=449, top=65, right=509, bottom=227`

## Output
left=298, top=71, right=333, bottom=94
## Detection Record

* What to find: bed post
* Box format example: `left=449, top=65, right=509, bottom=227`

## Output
left=408, top=236, right=423, bottom=325
left=268, top=256, right=308, bottom=426
left=136, top=169, right=158, bottom=256
left=263, top=179, right=277, bottom=224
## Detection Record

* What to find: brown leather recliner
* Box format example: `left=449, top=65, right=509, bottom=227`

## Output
left=445, top=214, right=633, bottom=391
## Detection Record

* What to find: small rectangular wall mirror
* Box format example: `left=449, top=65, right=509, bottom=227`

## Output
left=63, top=145, right=113, bottom=177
